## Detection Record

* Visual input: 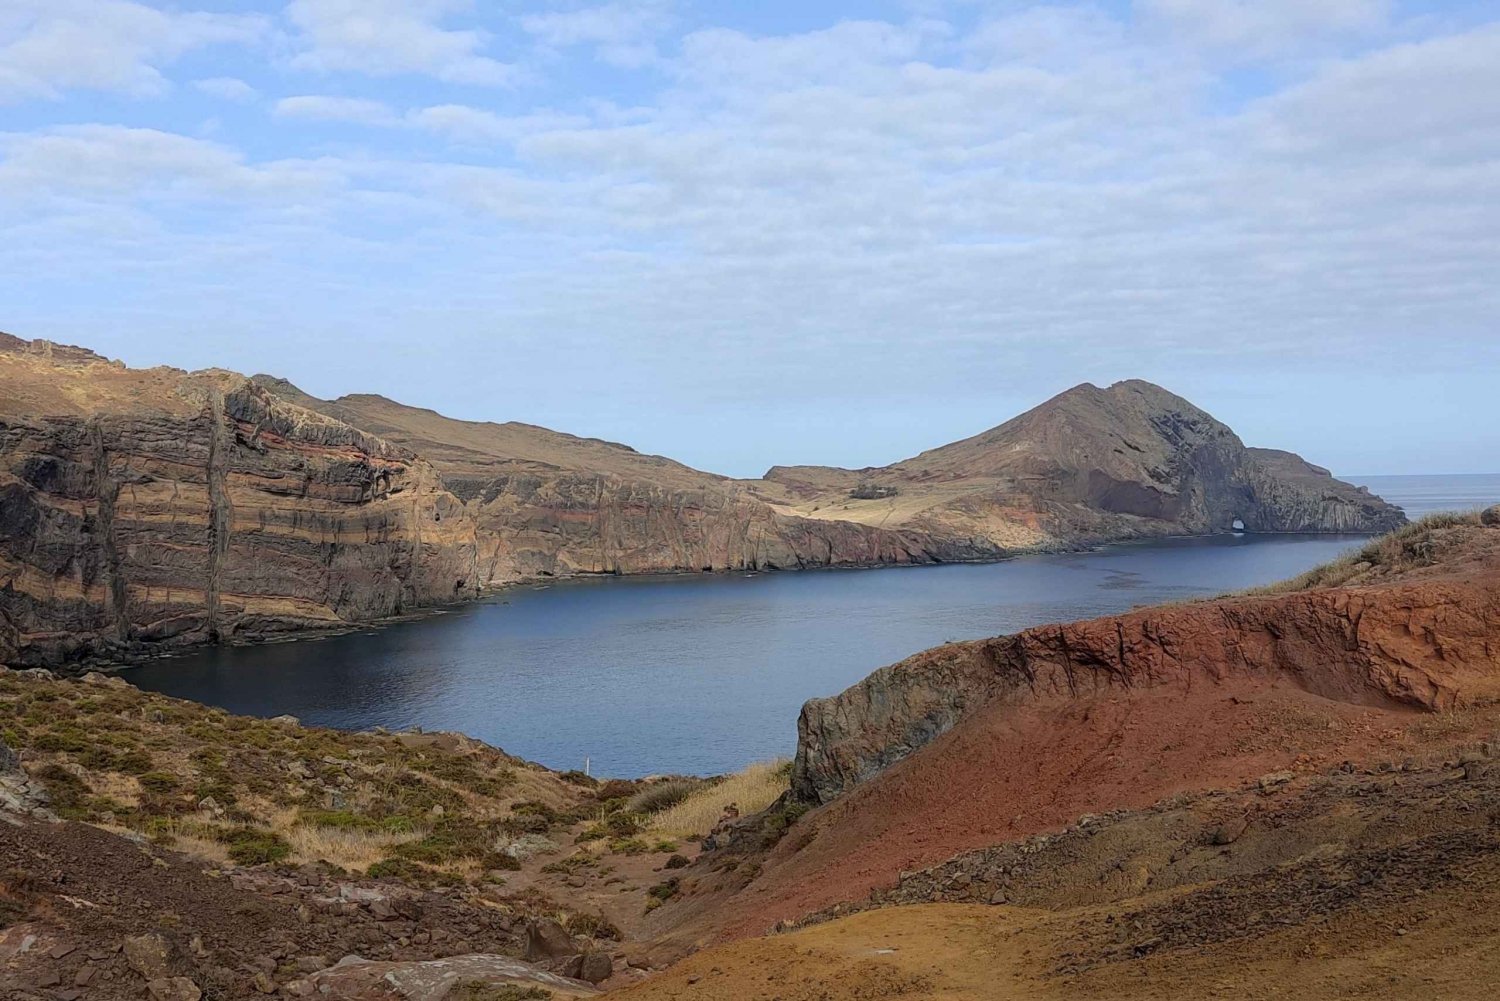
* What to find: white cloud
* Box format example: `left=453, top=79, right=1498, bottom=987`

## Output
left=1138, top=0, right=1391, bottom=60
left=408, top=104, right=590, bottom=142
left=0, top=125, right=340, bottom=202
left=0, top=0, right=264, bottom=102
left=1, top=5, right=1497, bottom=475
left=275, top=94, right=400, bottom=126
left=195, top=77, right=259, bottom=103
left=520, top=2, right=675, bottom=67
left=285, top=0, right=520, bottom=85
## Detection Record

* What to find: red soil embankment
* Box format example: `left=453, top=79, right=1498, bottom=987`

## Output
left=659, top=524, right=1500, bottom=943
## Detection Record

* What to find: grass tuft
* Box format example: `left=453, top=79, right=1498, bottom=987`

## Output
left=648, top=759, right=791, bottom=839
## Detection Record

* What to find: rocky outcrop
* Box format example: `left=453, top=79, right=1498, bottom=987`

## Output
left=1241, top=448, right=1404, bottom=532
left=0, top=337, right=480, bottom=666
left=792, top=519, right=1500, bottom=804
left=0, top=336, right=1409, bottom=667
left=256, top=379, right=999, bottom=581
left=756, top=381, right=1406, bottom=548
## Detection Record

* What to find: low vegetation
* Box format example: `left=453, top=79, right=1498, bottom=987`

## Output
left=0, top=671, right=584, bottom=886
left=648, top=759, right=792, bottom=839
left=1245, top=512, right=1487, bottom=595
left=848, top=482, right=899, bottom=500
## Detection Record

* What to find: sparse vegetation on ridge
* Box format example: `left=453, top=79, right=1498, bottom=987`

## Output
left=648, top=759, right=792, bottom=839
left=1244, top=511, right=1487, bottom=595
left=0, top=670, right=583, bottom=885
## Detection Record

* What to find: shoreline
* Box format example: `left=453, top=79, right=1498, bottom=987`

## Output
left=86, top=526, right=1383, bottom=677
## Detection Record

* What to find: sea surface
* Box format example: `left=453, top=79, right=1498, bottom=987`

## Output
left=128, top=474, right=1500, bottom=777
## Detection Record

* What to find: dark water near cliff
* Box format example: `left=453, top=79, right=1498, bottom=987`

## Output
left=129, top=474, right=1499, bottom=778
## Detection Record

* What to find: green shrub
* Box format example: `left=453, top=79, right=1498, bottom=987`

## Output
left=137, top=772, right=180, bottom=794
left=480, top=851, right=522, bottom=872
left=114, top=750, right=156, bottom=775
left=563, top=911, right=621, bottom=940
left=608, top=837, right=649, bottom=856
left=32, top=728, right=87, bottom=753
left=540, top=853, right=597, bottom=875
left=295, top=809, right=410, bottom=834
left=218, top=828, right=291, bottom=866
left=624, top=779, right=703, bottom=815
left=366, top=857, right=462, bottom=887
left=392, top=818, right=494, bottom=864
left=647, top=877, right=680, bottom=901
left=34, top=765, right=90, bottom=817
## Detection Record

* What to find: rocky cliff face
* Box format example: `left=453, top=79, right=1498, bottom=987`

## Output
left=791, top=515, right=1500, bottom=804
left=1, top=336, right=1411, bottom=668
left=0, top=336, right=480, bottom=666
left=755, top=381, right=1406, bottom=548
left=255, top=381, right=997, bottom=582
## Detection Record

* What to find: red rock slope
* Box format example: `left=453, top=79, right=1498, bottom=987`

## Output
left=651, top=513, right=1500, bottom=942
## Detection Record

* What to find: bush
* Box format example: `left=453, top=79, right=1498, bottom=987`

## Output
left=449, top=982, right=552, bottom=1001
left=481, top=851, right=522, bottom=872
left=393, top=818, right=494, bottom=864
left=624, top=779, right=704, bottom=816
left=367, top=858, right=464, bottom=887
left=848, top=482, right=899, bottom=500
left=34, top=765, right=90, bottom=816
left=219, top=828, right=291, bottom=866
left=564, top=911, right=621, bottom=941
left=608, top=837, right=649, bottom=855
left=138, top=772, right=179, bottom=794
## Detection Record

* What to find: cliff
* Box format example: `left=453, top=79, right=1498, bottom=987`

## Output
left=250, top=379, right=992, bottom=581
left=752, top=380, right=1405, bottom=548
left=0, top=335, right=480, bottom=665
left=1, top=335, right=1408, bottom=667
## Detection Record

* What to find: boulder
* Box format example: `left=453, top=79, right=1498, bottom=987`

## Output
left=1482, top=504, right=1500, bottom=527
left=522, top=919, right=576, bottom=962
left=123, top=934, right=171, bottom=979
left=146, top=978, right=202, bottom=1001
left=578, top=952, right=613, bottom=984
left=0, top=739, right=18, bottom=774
left=306, top=954, right=600, bottom=1000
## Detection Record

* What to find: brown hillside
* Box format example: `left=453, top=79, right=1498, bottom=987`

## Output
left=751, top=380, right=1403, bottom=547
left=645, top=514, right=1500, bottom=945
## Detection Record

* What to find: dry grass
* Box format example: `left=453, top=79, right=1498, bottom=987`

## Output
left=1242, top=512, right=1485, bottom=596
left=648, top=760, right=791, bottom=839
left=285, top=823, right=414, bottom=870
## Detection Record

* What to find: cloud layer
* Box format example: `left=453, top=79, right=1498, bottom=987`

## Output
left=1, top=1, right=1496, bottom=475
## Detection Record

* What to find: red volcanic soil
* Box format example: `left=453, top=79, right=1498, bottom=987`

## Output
left=655, top=519, right=1500, bottom=944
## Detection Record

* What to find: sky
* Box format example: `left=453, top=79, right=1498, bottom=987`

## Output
left=2, top=1, right=1497, bottom=478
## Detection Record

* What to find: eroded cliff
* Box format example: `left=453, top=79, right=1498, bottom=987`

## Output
left=1, top=335, right=1411, bottom=667
left=252, top=379, right=995, bottom=581
left=0, top=336, right=480, bottom=665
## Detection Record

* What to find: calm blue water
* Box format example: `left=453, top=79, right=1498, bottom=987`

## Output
left=129, top=474, right=1498, bottom=778
left=1350, top=473, right=1500, bottom=520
